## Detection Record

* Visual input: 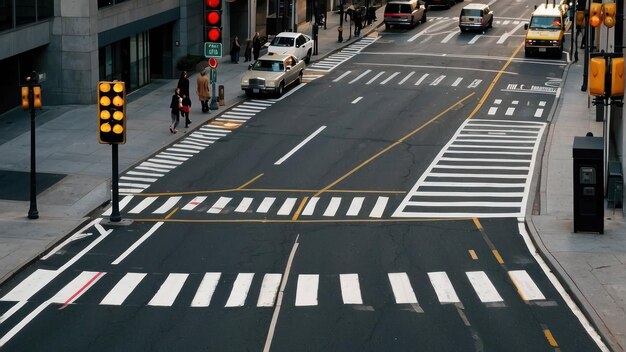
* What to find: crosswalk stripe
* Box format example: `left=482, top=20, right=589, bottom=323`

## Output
left=380, top=72, right=400, bottom=85
left=153, top=196, right=181, bottom=214
left=148, top=158, right=183, bottom=166
left=172, top=143, right=205, bottom=151
left=166, top=148, right=200, bottom=154
left=301, top=197, right=320, bottom=216
left=295, top=274, right=319, bottom=306
left=120, top=176, right=158, bottom=183
left=148, top=273, right=189, bottom=306
left=451, top=77, right=463, bottom=87
left=333, top=70, right=352, bottom=82
left=369, top=196, right=388, bottom=218
left=257, top=274, right=282, bottom=307
left=398, top=71, right=415, bottom=85
left=534, top=108, right=544, bottom=118
left=100, top=273, right=147, bottom=306
left=235, top=197, right=254, bottom=212
left=428, top=271, right=460, bottom=303
left=323, top=197, right=342, bottom=217
left=128, top=197, right=158, bottom=214
left=179, top=140, right=211, bottom=147
left=0, top=269, right=57, bottom=302
left=505, top=107, right=515, bottom=115
left=208, top=196, right=233, bottom=214
left=118, top=182, right=149, bottom=189
left=388, top=273, right=418, bottom=304
left=468, top=35, right=481, bottom=45
left=141, top=162, right=176, bottom=170
left=277, top=198, right=298, bottom=216
left=430, top=75, right=446, bottom=86
left=466, top=271, right=503, bottom=303
left=346, top=197, right=365, bottom=216
left=182, top=196, right=207, bottom=210
left=103, top=195, right=133, bottom=216
left=366, top=71, right=385, bottom=85
left=349, top=69, right=372, bottom=84
left=257, top=197, right=276, bottom=213
left=127, top=170, right=165, bottom=177
left=225, top=273, right=254, bottom=307
left=415, top=73, right=429, bottom=85
left=51, top=271, right=105, bottom=305
left=508, top=270, right=545, bottom=301
left=468, top=79, right=482, bottom=88
left=340, top=274, right=363, bottom=305
left=191, top=272, right=221, bottom=307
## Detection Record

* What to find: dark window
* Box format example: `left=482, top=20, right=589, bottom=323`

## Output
left=16, top=0, right=36, bottom=26
left=38, top=0, right=53, bottom=20
left=99, top=0, right=129, bottom=9
left=385, top=4, right=400, bottom=13
left=461, top=9, right=482, bottom=17
left=0, top=0, right=13, bottom=31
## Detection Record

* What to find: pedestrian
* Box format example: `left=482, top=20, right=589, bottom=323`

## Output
left=244, top=38, right=252, bottom=62
left=230, top=36, right=241, bottom=63
left=354, top=11, right=362, bottom=36
left=253, top=32, right=262, bottom=60
left=169, top=87, right=182, bottom=134
left=345, top=4, right=354, bottom=22
left=368, top=6, right=377, bottom=23
left=197, top=68, right=211, bottom=113
left=181, top=94, right=192, bottom=128
left=177, top=71, right=190, bottom=98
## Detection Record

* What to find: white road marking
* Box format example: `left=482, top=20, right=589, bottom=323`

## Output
left=430, top=75, right=446, bottom=86
left=369, top=196, right=388, bottom=218
left=398, top=71, right=415, bottom=85
left=468, top=35, right=482, bottom=44
left=488, top=107, right=498, bottom=115
left=277, top=198, right=297, bottom=216
left=152, top=196, right=181, bottom=214
left=274, top=125, right=326, bottom=165
left=508, top=270, right=545, bottom=301
left=182, top=196, right=207, bottom=210
left=340, top=274, right=363, bottom=305
left=466, top=271, right=503, bottom=303
left=441, top=32, right=456, bottom=43
left=100, top=273, right=147, bottom=305
left=351, top=97, right=363, bottom=104
left=208, top=197, right=233, bottom=214
left=323, top=197, right=342, bottom=217
left=257, top=274, right=282, bottom=307
left=388, top=273, right=418, bottom=304
left=257, top=197, right=276, bottom=213
left=111, top=222, right=164, bottom=265
left=127, top=170, right=165, bottom=177
left=505, top=107, right=515, bottom=115
left=494, top=99, right=502, bottom=104
left=128, top=197, right=158, bottom=214
left=120, top=176, right=158, bottom=183
left=468, top=79, right=482, bottom=88
left=301, top=197, right=319, bottom=215
left=147, top=273, right=188, bottom=306
left=103, top=195, right=133, bottom=216
left=451, top=77, right=463, bottom=87
left=191, top=272, right=222, bottom=307
left=539, top=101, right=547, bottom=106
left=333, top=71, right=352, bottom=82
left=428, top=271, right=460, bottom=303
left=346, top=197, right=365, bottom=216
left=415, top=73, right=429, bottom=85
left=534, top=108, right=544, bottom=118
left=225, top=273, right=255, bottom=307
left=235, top=197, right=254, bottom=213
left=380, top=72, right=400, bottom=85
left=366, top=71, right=385, bottom=85
left=295, top=274, right=319, bottom=306
left=0, top=269, right=58, bottom=302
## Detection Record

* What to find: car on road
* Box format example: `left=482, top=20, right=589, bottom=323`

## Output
left=384, top=0, right=427, bottom=29
left=459, top=3, right=493, bottom=32
left=266, top=32, right=314, bottom=64
left=240, top=54, right=305, bottom=97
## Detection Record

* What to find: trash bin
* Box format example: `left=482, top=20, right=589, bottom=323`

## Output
left=607, top=161, right=623, bottom=208
left=572, top=136, right=604, bottom=234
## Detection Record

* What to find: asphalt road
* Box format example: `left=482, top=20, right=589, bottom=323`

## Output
left=0, top=1, right=607, bottom=351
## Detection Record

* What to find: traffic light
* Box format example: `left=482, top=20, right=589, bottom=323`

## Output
left=21, top=87, right=29, bottom=110
left=603, top=3, right=616, bottom=28
left=611, top=57, right=624, bottom=97
left=205, top=0, right=222, bottom=43
left=21, top=85, right=42, bottom=110
left=590, top=3, right=603, bottom=27
left=33, top=86, right=42, bottom=109
left=589, top=56, right=606, bottom=97
left=98, top=81, right=126, bottom=144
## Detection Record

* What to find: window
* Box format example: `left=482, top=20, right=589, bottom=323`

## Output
left=16, top=0, right=36, bottom=26
left=0, top=0, right=13, bottom=31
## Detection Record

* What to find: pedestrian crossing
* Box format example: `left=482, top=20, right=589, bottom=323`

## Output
left=112, top=100, right=276, bottom=196
left=331, top=69, right=484, bottom=89
left=393, top=119, right=546, bottom=218
left=0, top=268, right=548, bottom=310
left=306, top=36, right=380, bottom=73
left=102, top=194, right=398, bottom=219
left=487, top=99, right=549, bottom=119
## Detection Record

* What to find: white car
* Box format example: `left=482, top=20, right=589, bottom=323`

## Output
left=267, top=32, right=314, bottom=64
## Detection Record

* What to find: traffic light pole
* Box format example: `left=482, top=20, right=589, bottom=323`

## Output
left=110, top=143, right=121, bottom=222
left=582, top=0, right=590, bottom=91
left=210, top=68, right=218, bottom=110
left=27, top=82, right=38, bottom=220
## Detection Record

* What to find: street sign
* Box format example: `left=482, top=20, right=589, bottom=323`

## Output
left=204, top=42, right=222, bottom=58
left=208, top=57, right=218, bottom=69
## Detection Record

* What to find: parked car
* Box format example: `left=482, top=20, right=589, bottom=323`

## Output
left=384, top=0, right=427, bottom=29
left=459, top=3, right=493, bottom=32
left=266, top=32, right=314, bottom=64
left=241, top=54, right=305, bottom=97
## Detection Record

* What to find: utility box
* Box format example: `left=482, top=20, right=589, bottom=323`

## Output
left=573, top=136, right=604, bottom=233
left=607, top=161, right=623, bottom=208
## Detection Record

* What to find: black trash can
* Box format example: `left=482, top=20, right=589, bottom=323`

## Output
left=573, top=136, right=604, bottom=233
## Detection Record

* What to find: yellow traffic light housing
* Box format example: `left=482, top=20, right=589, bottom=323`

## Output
left=33, top=86, right=42, bottom=109
left=21, top=85, right=43, bottom=110
left=98, top=81, right=126, bottom=144
left=589, top=56, right=606, bottom=97
left=611, top=57, right=624, bottom=97
left=603, top=3, right=616, bottom=28
left=590, top=3, right=603, bottom=27
left=21, top=87, right=29, bottom=110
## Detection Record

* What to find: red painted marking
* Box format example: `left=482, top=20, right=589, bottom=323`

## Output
left=58, top=272, right=104, bottom=310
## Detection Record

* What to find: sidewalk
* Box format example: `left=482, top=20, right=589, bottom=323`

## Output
left=0, top=8, right=624, bottom=352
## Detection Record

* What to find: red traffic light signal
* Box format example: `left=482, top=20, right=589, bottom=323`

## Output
left=205, top=0, right=222, bottom=43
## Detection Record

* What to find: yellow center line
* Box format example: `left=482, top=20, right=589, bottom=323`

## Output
left=492, top=249, right=504, bottom=265
left=291, top=196, right=309, bottom=221
left=237, top=173, right=264, bottom=190
left=543, top=328, right=559, bottom=347
left=314, top=93, right=476, bottom=197
left=508, top=273, right=527, bottom=301
left=164, top=207, right=178, bottom=220
left=473, top=217, right=506, bottom=265
left=467, top=41, right=524, bottom=120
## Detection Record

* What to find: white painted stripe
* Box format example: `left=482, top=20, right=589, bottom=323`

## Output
left=534, top=108, right=544, bottom=118
left=127, top=170, right=165, bottom=177
left=340, top=274, right=363, bottom=305
left=274, top=126, right=326, bottom=165
left=428, top=172, right=527, bottom=179
left=194, top=131, right=227, bottom=138
left=218, top=117, right=248, bottom=122
left=179, top=140, right=211, bottom=147
left=468, top=35, right=482, bottom=44
left=147, top=273, right=189, bottom=306
left=430, top=75, right=446, bottom=86
left=0, top=301, right=27, bottom=324
left=100, top=273, right=147, bottom=305
left=466, top=271, right=503, bottom=303
left=351, top=97, right=363, bottom=104
left=494, top=99, right=502, bottom=104
left=323, top=197, right=342, bottom=217
left=141, top=162, right=176, bottom=169
left=51, top=271, right=105, bottom=305
left=451, top=77, right=463, bottom=87
left=468, top=79, right=482, bottom=88
left=441, top=32, right=456, bottom=43
left=277, top=198, right=297, bottom=216
left=182, top=196, right=207, bottom=210
left=225, top=273, right=255, bottom=307
left=419, top=181, right=526, bottom=188
left=333, top=71, right=352, bottom=82
left=405, top=201, right=521, bottom=207
left=232, top=107, right=261, bottom=113
left=539, top=101, right=547, bottom=106
left=160, top=151, right=194, bottom=158
left=398, top=71, right=415, bottom=85
left=412, top=191, right=524, bottom=197
left=458, top=134, right=535, bottom=140
left=148, top=158, right=183, bottom=166
left=152, top=196, right=181, bottom=214
left=208, top=196, right=232, bottom=214
left=103, top=195, right=134, bottom=216
left=120, top=176, right=158, bottom=183
left=508, top=270, right=545, bottom=301
left=190, top=133, right=220, bottom=141
left=119, top=189, right=145, bottom=194
left=173, top=143, right=205, bottom=151
left=434, top=164, right=530, bottom=170
left=118, top=182, right=150, bottom=189
left=366, top=71, right=385, bottom=85
left=415, top=73, right=429, bottom=85
left=512, top=100, right=519, bottom=105
left=295, top=274, right=319, bottom=306
left=502, top=20, right=510, bottom=25
left=128, top=197, right=158, bottom=214
left=349, top=69, right=372, bottom=84
left=380, top=72, right=400, bottom=85
left=257, top=197, right=276, bottom=213
left=111, top=222, right=164, bottom=265
left=388, top=273, right=418, bottom=304
left=191, top=272, right=222, bottom=307
left=166, top=148, right=199, bottom=154
left=346, top=197, right=365, bottom=216
left=1, top=269, right=57, bottom=302
left=428, top=272, right=460, bottom=303
left=444, top=150, right=531, bottom=155
left=200, top=127, right=230, bottom=134
left=301, top=197, right=319, bottom=216
left=235, top=197, right=254, bottom=213
left=257, top=274, right=282, bottom=307
left=369, top=196, right=388, bottom=218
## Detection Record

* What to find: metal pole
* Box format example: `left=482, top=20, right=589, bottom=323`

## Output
left=582, top=0, right=590, bottom=91
left=27, top=83, right=38, bottom=220
left=109, top=144, right=121, bottom=222
left=210, top=69, right=218, bottom=110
